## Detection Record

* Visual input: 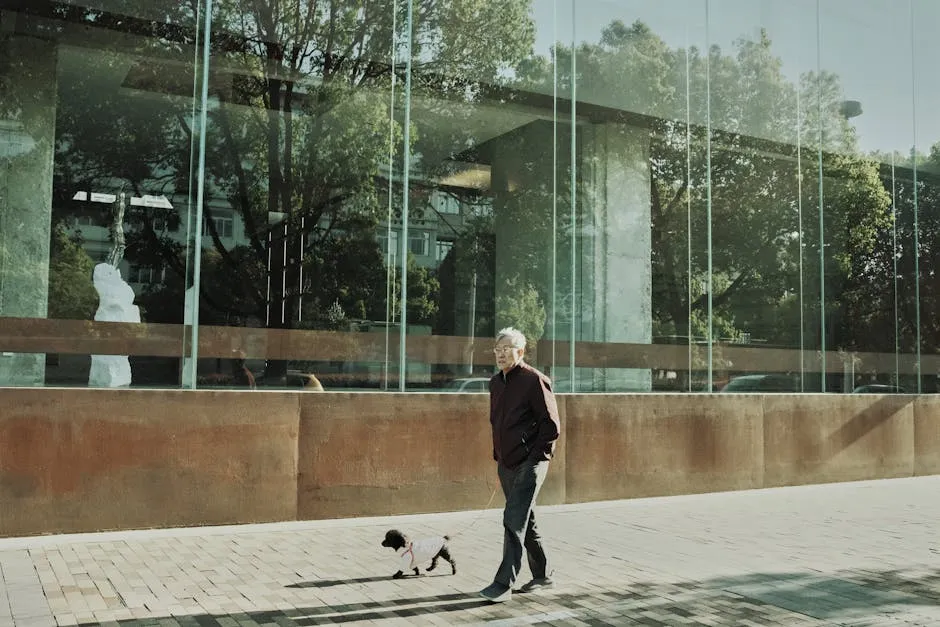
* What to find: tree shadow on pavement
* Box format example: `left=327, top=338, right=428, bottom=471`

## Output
left=75, top=567, right=940, bottom=626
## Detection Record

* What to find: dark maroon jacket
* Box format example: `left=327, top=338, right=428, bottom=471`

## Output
left=489, top=361, right=561, bottom=469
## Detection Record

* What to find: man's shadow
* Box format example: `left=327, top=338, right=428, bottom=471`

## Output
left=277, top=590, right=493, bottom=625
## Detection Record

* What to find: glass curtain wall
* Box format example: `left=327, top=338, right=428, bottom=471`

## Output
left=817, top=0, right=915, bottom=393
left=194, top=0, right=401, bottom=389
left=1, top=0, right=936, bottom=394
left=703, top=0, right=821, bottom=393
left=0, top=1, right=205, bottom=388
left=406, top=0, right=576, bottom=392
left=914, top=0, right=940, bottom=394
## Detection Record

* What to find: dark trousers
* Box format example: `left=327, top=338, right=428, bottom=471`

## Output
left=493, top=460, right=551, bottom=587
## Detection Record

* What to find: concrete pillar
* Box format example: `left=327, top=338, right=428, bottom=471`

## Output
left=0, top=36, right=57, bottom=386
left=581, top=122, right=652, bottom=391
left=490, top=119, right=652, bottom=391
left=490, top=120, right=560, bottom=356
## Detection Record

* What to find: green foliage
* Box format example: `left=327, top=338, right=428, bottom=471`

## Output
left=48, top=0, right=535, bottom=331
left=387, top=254, right=440, bottom=327
left=299, top=233, right=391, bottom=328
left=202, top=0, right=535, bottom=327
left=495, top=276, right=545, bottom=347
left=519, top=21, right=893, bottom=351
left=47, top=225, right=97, bottom=320
left=405, top=261, right=440, bottom=326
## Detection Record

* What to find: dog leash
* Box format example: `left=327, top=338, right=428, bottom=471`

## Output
left=445, top=481, right=501, bottom=539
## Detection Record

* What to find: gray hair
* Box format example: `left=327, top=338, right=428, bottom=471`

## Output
left=495, top=327, right=527, bottom=349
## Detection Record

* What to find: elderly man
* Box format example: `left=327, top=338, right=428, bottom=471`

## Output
left=479, top=327, right=561, bottom=603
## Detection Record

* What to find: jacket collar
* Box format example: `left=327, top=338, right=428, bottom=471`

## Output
left=496, top=361, right=526, bottom=382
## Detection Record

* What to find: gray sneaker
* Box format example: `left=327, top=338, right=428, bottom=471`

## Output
left=517, top=577, right=554, bottom=593
left=479, top=582, right=512, bottom=603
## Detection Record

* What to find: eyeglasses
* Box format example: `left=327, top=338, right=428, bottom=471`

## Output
left=493, top=346, right=517, bottom=354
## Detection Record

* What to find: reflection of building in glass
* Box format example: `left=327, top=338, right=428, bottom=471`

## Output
left=1, top=0, right=937, bottom=394
left=66, top=184, right=483, bottom=290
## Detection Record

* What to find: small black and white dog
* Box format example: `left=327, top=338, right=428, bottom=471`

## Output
left=381, top=529, right=457, bottom=579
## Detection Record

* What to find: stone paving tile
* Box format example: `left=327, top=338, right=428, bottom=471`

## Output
left=6, top=477, right=940, bottom=625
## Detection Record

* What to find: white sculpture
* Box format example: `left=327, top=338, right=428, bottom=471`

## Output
left=88, top=263, right=140, bottom=387
left=88, top=190, right=139, bottom=387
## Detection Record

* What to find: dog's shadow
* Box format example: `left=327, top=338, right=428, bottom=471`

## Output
left=287, top=573, right=448, bottom=589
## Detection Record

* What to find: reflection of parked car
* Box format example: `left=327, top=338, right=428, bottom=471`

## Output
left=256, top=369, right=324, bottom=390
left=286, top=370, right=325, bottom=391
left=444, top=377, right=490, bottom=393
left=720, top=374, right=798, bottom=393
left=853, top=384, right=906, bottom=394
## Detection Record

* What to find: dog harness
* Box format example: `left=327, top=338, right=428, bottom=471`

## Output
left=402, top=543, right=415, bottom=569
left=397, top=536, right=446, bottom=572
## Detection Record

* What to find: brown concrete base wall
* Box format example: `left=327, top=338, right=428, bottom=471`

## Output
left=562, top=394, right=918, bottom=503
left=913, top=396, right=940, bottom=476
left=0, top=389, right=933, bottom=537
left=296, top=393, right=565, bottom=521
left=563, top=395, right=764, bottom=501
left=762, top=395, right=914, bottom=487
left=0, top=389, right=299, bottom=537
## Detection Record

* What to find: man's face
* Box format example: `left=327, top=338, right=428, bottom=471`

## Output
left=494, top=340, right=524, bottom=373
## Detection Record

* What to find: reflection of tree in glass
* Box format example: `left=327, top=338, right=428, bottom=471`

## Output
left=39, top=4, right=927, bottom=376
left=8, top=2, right=197, bottom=323
left=518, top=21, right=892, bottom=355
left=48, top=225, right=98, bottom=320
left=496, top=276, right=545, bottom=349
left=43, top=0, right=534, bottom=376
left=435, top=214, right=495, bottom=339
left=200, top=0, right=534, bottom=379
left=852, top=148, right=940, bottom=364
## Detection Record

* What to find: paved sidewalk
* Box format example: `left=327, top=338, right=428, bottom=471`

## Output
left=3, top=476, right=940, bottom=626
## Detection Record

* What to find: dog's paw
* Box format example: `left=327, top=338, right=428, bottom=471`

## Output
left=427, top=563, right=436, bottom=572
left=392, top=571, right=405, bottom=579
left=451, top=567, right=457, bottom=575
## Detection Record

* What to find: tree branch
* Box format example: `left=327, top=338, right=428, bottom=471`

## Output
left=214, top=105, right=266, bottom=259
